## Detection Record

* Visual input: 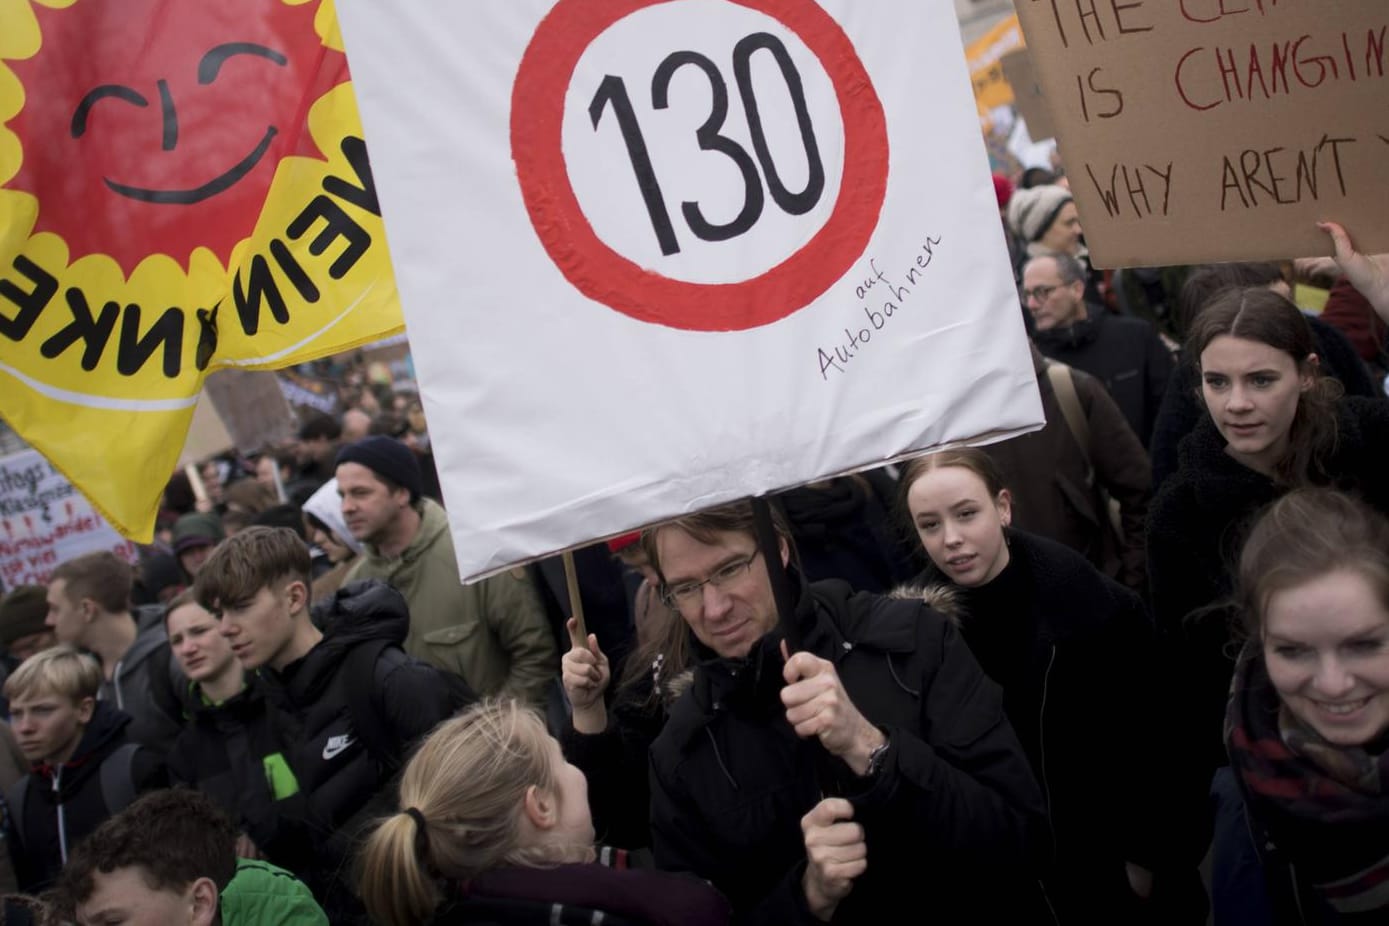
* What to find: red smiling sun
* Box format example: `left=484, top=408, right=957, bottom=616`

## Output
left=5, top=0, right=348, bottom=274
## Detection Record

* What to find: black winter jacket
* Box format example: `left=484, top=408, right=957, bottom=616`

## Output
left=902, top=531, right=1168, bottom=920
left=166, top=677, right=307, bottom=866
left=649, top=579, right=1049, bottom=924
left=1149, top=316, right=1377, bottom=490
left=1034, top=306, right=1175, bottom=447
left=1147, top=397, right=1389, bottom=868
left=257, top=580, right=465, bottom=910
left=7, top=702, right=165, bottom=892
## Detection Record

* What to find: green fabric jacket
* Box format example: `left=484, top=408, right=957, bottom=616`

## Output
left=221, top=859, right=327, bottom=926
left=345, top=499, right=557, bottom=705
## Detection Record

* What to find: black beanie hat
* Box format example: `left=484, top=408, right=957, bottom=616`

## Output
left=335, top=436, right=423, bottom=502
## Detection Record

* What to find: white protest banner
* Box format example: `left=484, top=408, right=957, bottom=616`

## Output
left=336, top=0, right=1042, bottom=580
left=0, top=449, right=138, bottom=589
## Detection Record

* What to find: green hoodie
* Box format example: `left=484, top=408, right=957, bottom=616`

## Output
left=345, top=498, right=557, bottom=706
left=221, top=859, right=326, bottom=926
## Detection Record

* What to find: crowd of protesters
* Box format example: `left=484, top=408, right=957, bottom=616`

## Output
left=0, top=167, right=1384, bottom=925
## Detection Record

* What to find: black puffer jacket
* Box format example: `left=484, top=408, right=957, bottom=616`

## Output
left=900, top=531, right=1167, bottom=921
left=1034, top=306, right=1175, bottom=447
left=649, top=579, right=1049, bottom=924
left=257, top=580, right=465, bottom=911
left=166, top=677, right=307, bottom=866
left=8, top=702, right=165, bottom=892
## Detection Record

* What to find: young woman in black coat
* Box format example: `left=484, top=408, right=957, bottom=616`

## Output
left=898, top=448, right=1168, bottom=922
left=357, top=701, right=730, bottom=926
left=1219, top=489, right=1389, bottom=923
left=1146, top=286, right=1389, bottom=910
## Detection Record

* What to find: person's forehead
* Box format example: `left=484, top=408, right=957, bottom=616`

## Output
left=11, top=691, right=71, bottom=710
left=656, top=526, right=756, bottom=577
left=80, top=866, right=170, bottom=917
left=1022, top=260, right=1062, bottom=283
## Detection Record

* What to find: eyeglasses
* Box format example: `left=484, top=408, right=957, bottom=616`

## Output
left=662, top=551, right=761, bottom=608
left=1021, top=284, right=1059, bottom=302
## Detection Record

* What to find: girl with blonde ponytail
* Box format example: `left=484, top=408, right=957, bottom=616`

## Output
left=358, top=700, right=730, bottom=926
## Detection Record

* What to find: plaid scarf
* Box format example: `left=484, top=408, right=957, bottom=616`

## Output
left=1226, top=643, right=1389, bottom=915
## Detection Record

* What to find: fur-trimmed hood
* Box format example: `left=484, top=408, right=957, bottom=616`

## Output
left=886, top=582, right=965, bottom=626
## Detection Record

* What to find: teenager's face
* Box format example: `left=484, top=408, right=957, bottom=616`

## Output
left=1263, top=568, right=1389, bottom=747
left=217, top=580, right=305, bottom=672
left=1200, top=335, right=1313, bottom=475
left=77, top=868, right=217, bottom=926
left=11, top=691, right=93, bottom=765
left=906, top=465, right=1012, bottom=588
left=166, top=602, right=237, bottom=686
left=309, top=524, right=353, bottom=565
left=547, top=734, right=595, bottom=850
left=45, top=579, right=89, bottom=646
left=336, top=462, right=411, bottom=546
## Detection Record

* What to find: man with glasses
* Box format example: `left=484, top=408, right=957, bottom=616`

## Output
left=1024, top=253, right=1174, bottom=447
left=643, top=500, right=1048, bottom=923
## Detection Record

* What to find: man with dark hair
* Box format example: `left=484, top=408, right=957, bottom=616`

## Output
left=58, top=788, right=326, bottom=925
left=1025, top=253, right=1174, bottom=447
left=337, top=436, right=556, bottom=705
left=195, top=527, right=468, bottom=916
left=0, top=586, right=56, bottom=663
left=45, top=553, right=183, bottom=753
left=644, top=501, right=1048, bottom=922
left=294, top=411, right=342, bottom=488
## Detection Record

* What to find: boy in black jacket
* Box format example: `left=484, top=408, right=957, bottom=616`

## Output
left=194, top=527, right=468, bottom=918
left=4, top=646, right=165, bottom=893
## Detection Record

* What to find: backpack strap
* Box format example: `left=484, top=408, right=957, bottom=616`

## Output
left=99, top=743, right=141, bottom=813
left=1044, top=360, right=1091, bottom=457
left=341, top=639, right=400, bottom=776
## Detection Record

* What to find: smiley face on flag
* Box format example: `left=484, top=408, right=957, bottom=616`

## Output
left=0, top=0, right=402, bottom=541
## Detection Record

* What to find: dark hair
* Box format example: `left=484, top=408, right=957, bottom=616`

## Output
left=162, top=471, right=196, bottom=516
left=640, top=499, right=798, bottom=587
left=58, top=788, right=238, bottom=907
left=251, top=504, right=310, bottom=541
left=1187, top=287, right=1343, bottom=486
left=1019, top=167, right=1058, bottom=189
left=194, top=526, right=311, bottom=613
left=369, top=413, right=410, bottom=438
left=50, top=552, right=133, bottom=614
left=1237, top=489, right=1389, bottom=638
left=298, top=410, right=342, bottom=443
left=1177, top=262, right=1287, bottom=338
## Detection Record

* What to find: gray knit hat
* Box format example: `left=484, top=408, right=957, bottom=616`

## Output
left=1006, top=184, right=1074, bottom=243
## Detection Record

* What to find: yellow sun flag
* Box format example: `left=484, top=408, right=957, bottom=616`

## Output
left=0, top=0, right=403, bottom=540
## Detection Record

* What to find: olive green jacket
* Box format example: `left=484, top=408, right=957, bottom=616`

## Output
left=345, top=499, right=556, bottom=705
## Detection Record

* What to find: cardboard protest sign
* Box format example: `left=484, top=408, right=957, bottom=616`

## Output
left=1014, top=1, right=1389, bottom=268
left=203, top=369, right=297, bottom=453
left=178, top=395, right=236, bottom=470
left=1001, top=48, right=1056, bottom=142
left=337, top=0, right=1043, bottom=580
left=0, top=0, right=403, bottom=541
left=0, top=449, right=138, bottom=589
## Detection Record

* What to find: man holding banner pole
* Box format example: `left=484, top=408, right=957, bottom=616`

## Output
left=643, top=499, right=1049, bottom=922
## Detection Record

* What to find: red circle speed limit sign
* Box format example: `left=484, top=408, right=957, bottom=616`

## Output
left=512, top=0, right=889, bottom=332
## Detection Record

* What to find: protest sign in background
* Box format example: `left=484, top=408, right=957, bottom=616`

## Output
left=1014, top=1, right=1389, bottom=268
left=0, top=0, right=403, bottom=541
left=0, top=448, right=137, bottom=589
left=967, top=14, right=1025, bottom=118
left=338, top=0, right=1042, bottom=580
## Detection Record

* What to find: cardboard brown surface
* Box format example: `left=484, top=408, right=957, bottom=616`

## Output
left=1001, top=48, right=1057, bottom=141
left=1013, top=1, right=1389, bottom=268
left=203, top=369, right=297, bottom=453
